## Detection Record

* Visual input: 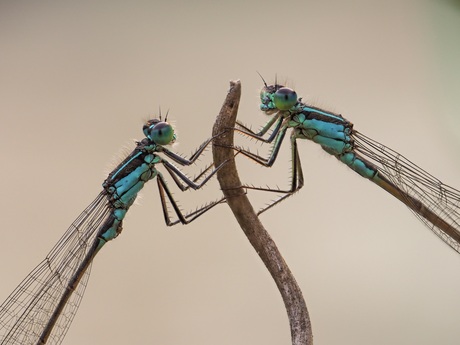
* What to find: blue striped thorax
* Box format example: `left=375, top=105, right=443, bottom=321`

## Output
left=103, top=119, right=174, bottom=209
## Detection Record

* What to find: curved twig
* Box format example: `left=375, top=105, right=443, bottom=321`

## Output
left=212, top=80, right=313, bottom=345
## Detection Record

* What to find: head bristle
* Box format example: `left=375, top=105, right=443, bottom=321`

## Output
left=256, top=71, right=268, bottom=87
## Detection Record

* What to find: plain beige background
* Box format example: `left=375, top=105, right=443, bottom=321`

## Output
left=1, top=1, right=459, bottom=344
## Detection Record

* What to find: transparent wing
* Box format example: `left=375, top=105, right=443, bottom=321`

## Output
left=353, top=131, right=460, bottom=253
left=0, top=192, right=111, bottom=345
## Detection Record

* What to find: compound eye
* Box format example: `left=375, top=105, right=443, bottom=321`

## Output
left=273, top=87, right=297, bottom=110
left=149, top=122, right=175, bottom=145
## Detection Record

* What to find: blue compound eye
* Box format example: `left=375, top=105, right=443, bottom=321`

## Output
left=149, top=122, right=175, bottom=145
left=273, top=87, right=297, bottom=111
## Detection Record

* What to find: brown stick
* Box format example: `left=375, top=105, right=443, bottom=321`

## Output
left=212, top=80, right=313, bottom=345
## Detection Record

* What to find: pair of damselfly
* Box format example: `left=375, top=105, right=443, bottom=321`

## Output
left=1, top=78, right=459, bottom=344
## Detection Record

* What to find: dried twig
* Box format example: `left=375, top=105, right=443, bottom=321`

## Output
left=212, top=80, right=313, bottom=345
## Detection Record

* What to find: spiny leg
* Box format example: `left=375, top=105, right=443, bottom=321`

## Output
left=235, top=112, right=284, bottom=143
left=160, top=156, right=229, bottom=191
left=163, top=159, right=215, bottom=191
left=156, top=172, right=225, bottom=226
left=231, top=123, right=289, bottom=167
left=161, top=129, right=229, bottom=166
left=243, top=132, right=305, bottom=215
left=155, top=157, right=229, bottom=225
left=159, top=130, right=232, bottom=192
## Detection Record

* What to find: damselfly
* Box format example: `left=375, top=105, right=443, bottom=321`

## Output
left=233, top=79, right=460, bottom=254
left=0, top=117, right=226, bottom=345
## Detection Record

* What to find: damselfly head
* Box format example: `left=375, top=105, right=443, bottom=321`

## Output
left=143, top=118, right=176, bottom=146
left=260, top=84, right=298, bottom=114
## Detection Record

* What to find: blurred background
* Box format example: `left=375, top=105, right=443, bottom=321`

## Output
left=1, top=1, right=459, bottom=344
